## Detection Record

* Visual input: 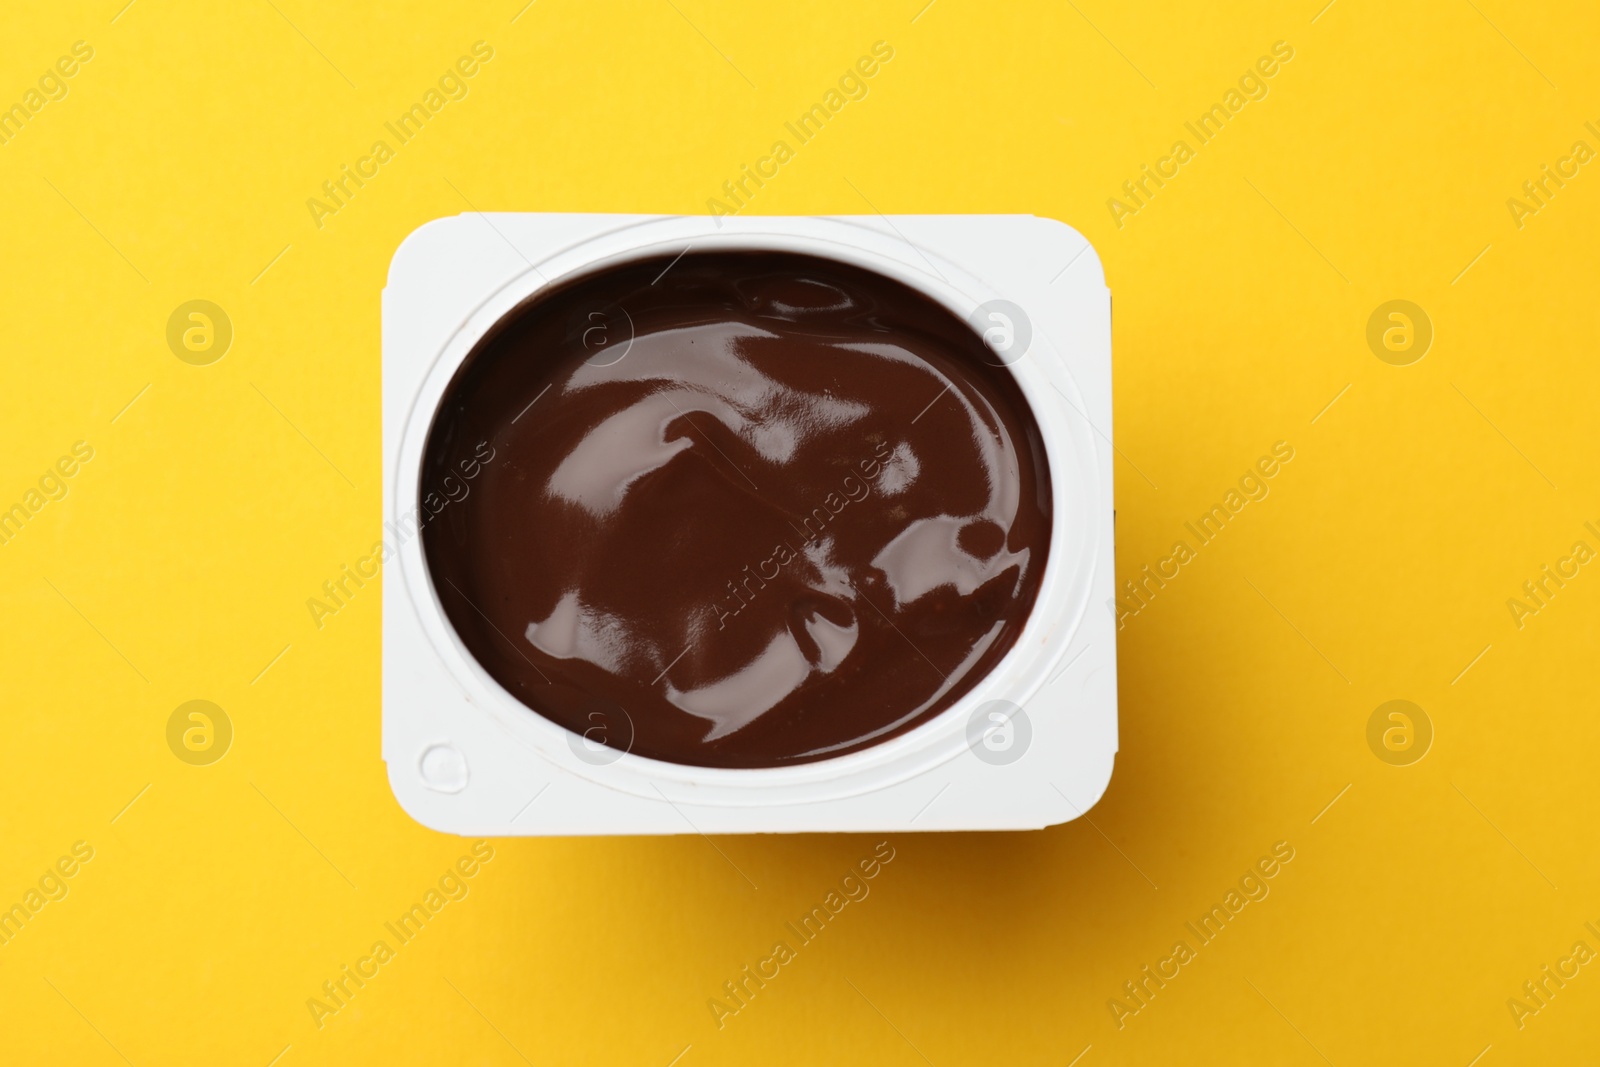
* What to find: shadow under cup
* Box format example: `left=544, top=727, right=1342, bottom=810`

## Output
left=419, top=249, right=1052, bottom=770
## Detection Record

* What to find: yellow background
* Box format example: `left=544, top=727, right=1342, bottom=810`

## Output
left=2, top=0, right=1597, bottom=1063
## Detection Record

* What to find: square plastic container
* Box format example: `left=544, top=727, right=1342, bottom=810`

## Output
left=383, top=213, right=1116, bottom=834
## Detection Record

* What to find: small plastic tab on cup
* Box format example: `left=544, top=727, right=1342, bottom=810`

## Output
left=418, top=742, right=469, bottom=794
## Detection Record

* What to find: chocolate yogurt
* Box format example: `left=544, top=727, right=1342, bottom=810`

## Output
left=420, top=250, right=1051, bottom=768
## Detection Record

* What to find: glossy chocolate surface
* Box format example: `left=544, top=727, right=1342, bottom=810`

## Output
left=420, top=251, right=1051, bottom=768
